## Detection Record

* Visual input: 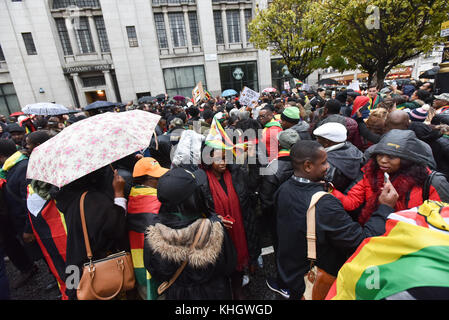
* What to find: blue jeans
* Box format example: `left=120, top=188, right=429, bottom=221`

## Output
left=0, top=247, right=10, bottom=300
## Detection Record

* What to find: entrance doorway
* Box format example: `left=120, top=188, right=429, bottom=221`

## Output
left=85, top=90, right=107, bottom=104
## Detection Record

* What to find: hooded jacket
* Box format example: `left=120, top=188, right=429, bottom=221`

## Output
left=290, top=121, right=311, bottom=140
left=409, top=122, right=449, bottom=180
left=144, top=214, right=236, bottom=300
left=325, top=142, right=364, bottom=192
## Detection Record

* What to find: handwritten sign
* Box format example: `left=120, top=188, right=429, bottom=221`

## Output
left=192, top=82, right=205, bottom=105
left=239, top=86, right=260, bottom=108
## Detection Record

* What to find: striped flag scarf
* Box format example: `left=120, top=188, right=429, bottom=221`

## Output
left=326, top=200, right=449, bottom=300
left=127, top=185, right=161, bottom=300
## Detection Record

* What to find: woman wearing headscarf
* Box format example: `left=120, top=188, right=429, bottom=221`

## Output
left=332, top=130, right=449, bottom=225
left=143, top=167, right=236, bottom=300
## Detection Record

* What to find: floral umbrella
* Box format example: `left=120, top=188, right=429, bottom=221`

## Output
left=27, top=110, right=161, bottom=188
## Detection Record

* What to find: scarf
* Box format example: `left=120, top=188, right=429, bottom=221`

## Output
left=206, top=169, right=249, bottom=271
left=0, top=151, right=28, bottom=180
left=358, top=159, right=418, bottom=225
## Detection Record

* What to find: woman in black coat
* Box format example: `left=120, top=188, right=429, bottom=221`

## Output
left=144, top=167, right=236, bottom=300
left=55, top=166, right=128, bottom=300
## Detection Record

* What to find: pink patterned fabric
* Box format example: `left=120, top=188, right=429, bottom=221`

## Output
left=27, top=110, right=161, bottom=188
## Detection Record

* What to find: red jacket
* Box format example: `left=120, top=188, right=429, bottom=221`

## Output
left=332, top=163, right=449, bottom=225
left=262, top=120, right=283, bottom=162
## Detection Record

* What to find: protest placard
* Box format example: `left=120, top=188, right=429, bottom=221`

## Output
left=239, top=86, right=260, bottom=108
left=192, top=82, right=205, bottom=105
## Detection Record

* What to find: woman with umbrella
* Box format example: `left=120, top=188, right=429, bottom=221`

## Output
left=55, top=167, right=128, bottom=300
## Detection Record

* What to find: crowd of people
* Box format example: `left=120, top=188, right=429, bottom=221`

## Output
left=1, top=78, right=449, bottom=300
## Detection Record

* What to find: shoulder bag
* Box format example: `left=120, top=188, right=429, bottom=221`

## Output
left=77, top=191, right=135, bottom=300
left=303, top=191, right=337, bottom=300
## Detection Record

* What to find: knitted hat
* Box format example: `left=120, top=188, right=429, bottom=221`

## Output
left=408, top=105, right=429, bottom=122
left=281, top=106, right=300, bottom=124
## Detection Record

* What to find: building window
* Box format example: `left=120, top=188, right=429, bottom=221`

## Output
left=244, top=9, right=252, bottom=42
left=126, top=26, right=139, bottom=47
left=219, top=61, right=258, bottom=93
left=95, top=16, right=110, bottom=52
left=168, top=12, right=187, bottom=48
left=75, top=17, right=95, bottom=53
left=22, top=33, right=37, bottom=55
left=55, top=18, right=74, bottom=55
left=154, top=13, right=168, bottom=49
left=213, top=11, right=224, bottom=44
left=226, top=10, right=240, bottom=43
left=0, top=45, right=5, bottom=61
left=82, top=75, right=106, bottom=87
left=188, top=12, right=200, bottom=46
left=163, top=65, right=206, bottom=98
left=52, top=0, right=100, bottom=9
left=0, top=83, right=20, bottom=115
left=152, top=0, right=196, bottom=5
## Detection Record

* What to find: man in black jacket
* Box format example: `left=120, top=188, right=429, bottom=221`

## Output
left=274, top=140, right=398, bottom=299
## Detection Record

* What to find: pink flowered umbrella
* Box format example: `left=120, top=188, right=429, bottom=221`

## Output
left=26, top=110, right=161, bottom=188
left=262, top=87, right=277, bottom=93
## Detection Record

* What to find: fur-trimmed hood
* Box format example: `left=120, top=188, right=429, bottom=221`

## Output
left=145, top=218, right=224, bottom=269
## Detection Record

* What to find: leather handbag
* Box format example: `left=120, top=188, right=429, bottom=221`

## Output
left=157, top=218, right=208, bottom=296
left=303, top=191, right=337, bottom=300
left=77, top=192, right=135, bottom=300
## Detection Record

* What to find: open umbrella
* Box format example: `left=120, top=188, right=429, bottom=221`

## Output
left=262, top=87, right=277, bottom=93
left=26, top=110, right=161, bottom=188
left=22, top=103, right=69, bottom=116
left=317, top=78, right=339, bottom=86
left=221, top=89, right=238, bottom=97
left=84, top=101, right=119, bottom=111
left=138, top=96, right=156, bottom=104
left=173, top=95, right=185, bottom=101
left=9, top=111, right=25, bottom=117
left=156, top=94, right=167, bottom=101
left=419, top=66, right=440, bottom=79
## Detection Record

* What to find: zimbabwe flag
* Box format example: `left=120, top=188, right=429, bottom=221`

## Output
left=127, top=186, right=161, bottom=300
left=27, top=185, right=68, bottom=300
left=326, top=200, right=449, bottom=300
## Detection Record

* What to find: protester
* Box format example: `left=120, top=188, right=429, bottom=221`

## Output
left=367, top=85, right=383, bottom=109
left=279, top=107, right=311, bottom=140
left=127, top=157, right=168, bottom=300
left=313, top=122, right=364, bottom=193
left=433, top=93, right=449, bottom=114
left=258, top=106, right=283, bottom=161
left=144, top=167, right=237, bottom=300
left=200, top=148, right=256, bottom=300
left=6, top=123, right=26, bottom=149
left=0, top=139, right=38, bottom=289
left=55, top=167, right=128, bottom=300
left=275, top=140, right=398, bottom=300
left=332, top=130, right=449, bottom=225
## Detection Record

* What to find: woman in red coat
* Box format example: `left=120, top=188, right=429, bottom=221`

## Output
left=332, top=130, right=449, bottom=225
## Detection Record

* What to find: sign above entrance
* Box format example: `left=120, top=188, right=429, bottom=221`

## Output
left=63, top=64, right=111, bottom=74
left=233, top=68, right=244, bottom=80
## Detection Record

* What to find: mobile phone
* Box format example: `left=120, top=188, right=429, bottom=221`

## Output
left=222, top=215, right=235, bottom=224
left=384, top=172, right=390, bottom=184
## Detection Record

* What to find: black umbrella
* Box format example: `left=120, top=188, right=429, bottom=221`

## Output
left=419, top=66, right=440, bottom=79
left=138, top=96, right=156, bottom=104
left=84, top=101, right=119, bottom=111
left=156, top=94, right=166, bottom=101
left=317, top=78, right=339, bottom=85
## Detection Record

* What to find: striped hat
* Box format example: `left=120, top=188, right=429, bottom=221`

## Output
left=408, top=105, right=429, bottom=122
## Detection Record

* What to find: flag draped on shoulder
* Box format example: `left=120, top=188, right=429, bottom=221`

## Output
left=326, top=200, right=449, bottom=300
left=27, top=184, right=68, bottom=300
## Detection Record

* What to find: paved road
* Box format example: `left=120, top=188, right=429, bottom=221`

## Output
left=4, top=241, right=283, bottom=300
